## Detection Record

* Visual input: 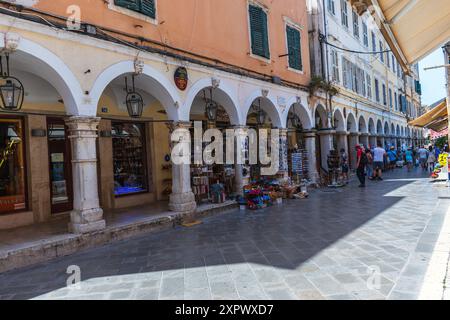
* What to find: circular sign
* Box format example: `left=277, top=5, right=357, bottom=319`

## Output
left=174, top=67, right=188, bottom=91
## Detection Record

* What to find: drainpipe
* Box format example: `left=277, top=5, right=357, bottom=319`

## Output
left=321, top=0, right=332, bottom=128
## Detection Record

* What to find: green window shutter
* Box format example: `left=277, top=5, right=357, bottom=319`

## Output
left=286, top=26, right=302, bottom=71
left=114, top=0, right=139, bottom=12
left=140, top=0, right=156, bottom=19
left=249, top=5, right=270, bottom=59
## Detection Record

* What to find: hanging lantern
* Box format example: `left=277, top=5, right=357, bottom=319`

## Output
left=204, top=88, right=218, bottom=122
left=290, top=113, right=300, bottom=129
left=0, top=54, right=24, bottom=111
left=253, top=98, right=266, bottom=125
left=125, top=75, right=144, bottom=118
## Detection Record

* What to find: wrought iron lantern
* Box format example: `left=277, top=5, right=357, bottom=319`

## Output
left=204, top=88, right=218, bottom=122
left=288, top=105, right=302, bottom=130
left=253, top=98, right=266, bottom=125
left=0, top=53, right=24, bottom=111
left=125, top=75, right=144, bottom=118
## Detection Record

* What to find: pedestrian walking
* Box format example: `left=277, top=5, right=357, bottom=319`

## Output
left=340, top=148, right=349, bottom=184
left=418, top=146, right=429, bottom=171
left=405, top=147, right=414, bottom=172
left=387, top=147, right=397, bottom=171
left=427, top=146, right=436, bottom=172
left=365, top=148, right=374, bottom=180
left=373, top=142, right=386, bottom=181
left=356, top=145, right=368, bottom=188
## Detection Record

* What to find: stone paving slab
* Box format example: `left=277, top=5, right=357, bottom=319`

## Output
left=0, top=168, right=449, bottom=300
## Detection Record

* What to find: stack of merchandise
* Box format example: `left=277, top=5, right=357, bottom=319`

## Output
left=210, top=181, right=226, bottom=204
left=431, top=153, right=449, bottom=180
left=243, top=178, right=282, bottom=210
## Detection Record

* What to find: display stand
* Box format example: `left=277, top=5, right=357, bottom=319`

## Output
left=191, top=165, right=211, bottom=203
left=112, top=130, right=147, bottom=195
left=431, top=153, right=449, bottom=181
left=289, top=148, right=309, bottom=184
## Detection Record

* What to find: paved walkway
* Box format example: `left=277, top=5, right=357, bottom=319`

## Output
left=0, top=168, right=449, bottom=300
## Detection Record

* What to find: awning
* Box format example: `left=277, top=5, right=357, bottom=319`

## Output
left=408, top=99, right=448, bottom=131
left=350, top=0, right=450, bottom=72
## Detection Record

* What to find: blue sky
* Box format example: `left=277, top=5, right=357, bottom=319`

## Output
left=418, top=47, right=447, bottom=106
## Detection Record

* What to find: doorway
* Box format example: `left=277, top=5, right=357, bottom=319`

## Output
left=47, top=118, right=73, bottom=214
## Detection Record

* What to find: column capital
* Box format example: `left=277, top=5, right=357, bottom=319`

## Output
left=349, top=132, right=360, bottom=136
left=317, top=128, right=336, bottom=136
left=276, top=127, right=289, bottom=136
left=336, top=130, right=348, bottom=136
left=231, top=125, right=249, bottom=130
left=170, top=121, right=192, bottom=131
left=65, top=116, right=101, bottom=134
left=303, top=129, right=317, bottom=138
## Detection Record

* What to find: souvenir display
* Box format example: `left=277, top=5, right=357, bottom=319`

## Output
left=112, top=122, right=148, bottom=196
left=431, top=153, right=449, bottom=180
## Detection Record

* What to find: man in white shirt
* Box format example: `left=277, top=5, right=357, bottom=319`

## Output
left=373, top=142, right=386, bottom=181
left=418, top=146, right=428, bottom=170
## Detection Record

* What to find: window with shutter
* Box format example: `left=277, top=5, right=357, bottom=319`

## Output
left=114, top=0, right=155, bottom=19
left=286, top=26, right=302, bottom=71
left=331, top=50, right=339, bottom=82
left=249, top=5, right=270, bottom=59
left=341, top=0, right=348, bottom=28
left=366, top=74, right=372, bottom=99
left=375, top=79, right=380, bottom=102
left=140, top=0, right=156, bottom=18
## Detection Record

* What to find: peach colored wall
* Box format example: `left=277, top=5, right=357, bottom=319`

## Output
left=32, top=0, right=310, bottom=86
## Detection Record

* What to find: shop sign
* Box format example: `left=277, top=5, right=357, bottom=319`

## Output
left=174, top=67, right=188, bottom=91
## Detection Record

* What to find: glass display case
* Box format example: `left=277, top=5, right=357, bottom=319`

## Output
left=0, top=118, right=26, bottom=214
left=112, top=122, right=148, bottom=196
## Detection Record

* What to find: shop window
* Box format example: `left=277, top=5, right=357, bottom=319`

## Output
left=114, top=0, right=156, bottom=19
left=249, top=4, right=270, bottom=59
left=112, top=122, right=148, bottom=196
left=0, top=118, right=26, bottom=214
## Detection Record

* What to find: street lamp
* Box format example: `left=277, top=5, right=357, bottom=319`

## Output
left=253, top=98, right=266, bottom=125
left=288, top=103, right=303, bottom=130
left=0, top=53, right=24, bottom=111
left=204, top=88, right=218, bottom=122
left=125, top=75, right=144, bottom=118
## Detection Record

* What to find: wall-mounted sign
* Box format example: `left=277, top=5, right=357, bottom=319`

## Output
left=174, top=67, right=188, bottom=91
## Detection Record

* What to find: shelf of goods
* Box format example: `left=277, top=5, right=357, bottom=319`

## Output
left=431, top=153, right=449, bottom=181
left=113, top=136, right=147, bottom=195
left=243, top=178, right=282, bottom=210
left=289, top=148, right=309, bottom=182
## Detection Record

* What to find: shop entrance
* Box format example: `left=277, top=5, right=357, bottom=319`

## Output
left=47, top=118, right=73, bottom=214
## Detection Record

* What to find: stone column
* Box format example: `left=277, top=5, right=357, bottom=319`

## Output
left=277, top=128, right=289, bottom=178
left=317, top=129, right=336, bottom=170
left=348, top=133, right=360, bottom=169
left=233, top=126, right=248, bottom=197
left=378, top=135, right=385, bottom=149
left=168, top=122, right=197, bottom=214
left=304, top=130, right=318, bottom=184
left=336, top=131, right=348, bottom=154
left=359, top=133, right=369, bottom=148
left=369, top=135, right=377, bottom=148
left=65, top=116, right=105, bottom=234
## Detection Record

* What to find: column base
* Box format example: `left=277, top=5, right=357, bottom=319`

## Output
left=68, top=207, right=105, bottom=234
left=169, top=192, right=197, bottom=213
left=308, top=171, right=319, bottom=185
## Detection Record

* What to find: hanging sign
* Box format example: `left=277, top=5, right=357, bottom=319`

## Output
left=174, top=67, right=188, bottom=91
